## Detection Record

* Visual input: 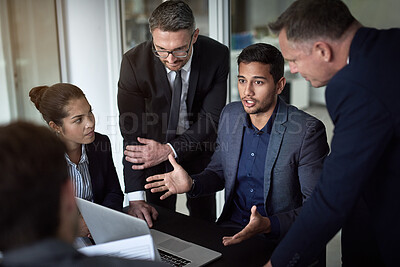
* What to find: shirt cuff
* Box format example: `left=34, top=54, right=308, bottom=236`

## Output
left=127, top=191, right=145, bottom=201
left=167, top=143, right=178, bottom=158
left=268, top=216, right=280, bottom=239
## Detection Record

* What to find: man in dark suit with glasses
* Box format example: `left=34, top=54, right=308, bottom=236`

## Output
left=118, top=0, right=229, bottom=227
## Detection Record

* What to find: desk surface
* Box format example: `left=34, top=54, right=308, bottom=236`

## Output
left=152, top=205, right=277, bottom=267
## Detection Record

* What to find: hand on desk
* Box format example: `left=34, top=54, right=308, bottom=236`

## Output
left=145, top=154, right=192, bottom=200
left=128, top=200, right=159, bottom=228
left=125, top=137, right=173, bottom=170
left=222, top=205, right=271, bottom=246
left=78, top=214, right=91, bottom=238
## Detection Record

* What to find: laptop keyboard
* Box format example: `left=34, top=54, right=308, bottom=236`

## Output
left=158, top=249, right=191, bottom=266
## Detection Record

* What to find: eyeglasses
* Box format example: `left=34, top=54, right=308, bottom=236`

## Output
left=152, top=31, right=195, bottom=59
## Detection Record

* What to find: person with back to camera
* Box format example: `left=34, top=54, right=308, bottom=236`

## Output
left=29, top=83, right=124, bottom=238
left=0, top=122, right=167, bottom=266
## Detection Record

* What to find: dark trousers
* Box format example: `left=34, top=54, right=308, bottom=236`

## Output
left=146, top=190, right=216, bottom=222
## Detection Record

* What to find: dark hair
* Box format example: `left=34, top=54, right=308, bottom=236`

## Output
left=29, top=83, right=86, bottom=126
left=0, top=122, right=68, bottom=251
left=149, top=0, right=195, bottom=33
left=237, top=43, right=284, bottom=84
left=269, top=0, right=356, bottom=42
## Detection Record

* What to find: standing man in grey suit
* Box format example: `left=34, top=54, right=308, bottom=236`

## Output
left=0, top=122, right=165, bottom=267
left=145, top=43, right=329, bottom=247
left=118, top=0, right=229, bottom=227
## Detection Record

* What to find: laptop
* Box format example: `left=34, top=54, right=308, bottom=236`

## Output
left=76, top=198, right=221, bottom=267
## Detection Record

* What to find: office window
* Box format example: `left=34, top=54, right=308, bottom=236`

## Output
left=1, top=0, right=60, bottom=123
left=229, top=0, right=400, bottom=106
left=121, top=0, right=209, bottom=53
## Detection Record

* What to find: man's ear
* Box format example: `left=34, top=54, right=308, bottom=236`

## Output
left=192, top=28, right=200, bottom=44
left=276, top=77, right=286, bottom=95
left=313, top=41, right=333, bottom=62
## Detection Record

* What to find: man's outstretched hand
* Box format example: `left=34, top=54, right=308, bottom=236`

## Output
left=222, top=205, right=271, bottom=246
left=145, top=154, right=192, bottom=200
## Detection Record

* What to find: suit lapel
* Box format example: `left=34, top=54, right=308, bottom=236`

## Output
left=152, top=52, right=172, bottom=138
left=86, top=142, right=99, bottom=200
left=263, top=100, right=288, bottom=204
left=153, top=55, right=172, bottom=107
left=187, top=41, right=200, bottom=113
left=224, top=109, right=246, bottom=205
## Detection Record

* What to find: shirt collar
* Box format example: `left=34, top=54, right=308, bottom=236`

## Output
left=64, top=145, right=88, bottom=166
left=244, top=98, right=280, bottom=135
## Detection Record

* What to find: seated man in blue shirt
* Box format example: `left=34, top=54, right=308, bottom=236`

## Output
left=145, top=43, right=329, bottom=244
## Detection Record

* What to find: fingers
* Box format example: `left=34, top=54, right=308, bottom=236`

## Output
left=146, top=174, right=165, bottom=183
left=250, top=205, right=259, bottom=217
left=137, top=137, right=153, bottom=144
left=131, top=162, right=147, bottom=170
left=150, top=186, right=169, bottom=193
left=151, top=207, right=159, bottom=221
left=143, top=210, right=154, bottom=228
left=125, top=145, right=144, bottom=152
left=168, top=154, right=179, bottom=169
left=222, top=235, right=241, bottom=246
left=160, top=191, right=173, bottom=200
left=128, top=201, right=157, bottom=228
left=129, top=208, right=145, bottom=223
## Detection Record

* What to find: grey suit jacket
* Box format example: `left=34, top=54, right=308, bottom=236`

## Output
left=191, top=99, right=329, bottom=240
left=1, top=239, right=166, bottom=266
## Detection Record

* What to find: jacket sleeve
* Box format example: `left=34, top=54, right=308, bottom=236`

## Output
left=189, top=106, right=231, bottom=196
left=270, top=80, right=393, bottom=266
left=117, top=53, right=147, bottom=193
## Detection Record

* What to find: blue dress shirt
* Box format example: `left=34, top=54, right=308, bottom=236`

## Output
left=230, top=101, right=280, bottom=235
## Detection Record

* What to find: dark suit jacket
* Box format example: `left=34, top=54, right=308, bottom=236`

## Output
left=118, top=35, right=229, bottom=193
left=86, top=133, right=123, bottom=211
left=191, top=99, right=329, bottom=240
left=1, top=239, right=166, bottom=266
left=271, top=28, right=400, bottom=266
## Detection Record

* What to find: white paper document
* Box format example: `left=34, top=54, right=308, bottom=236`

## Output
left=78, top=234, right=156, bottom=261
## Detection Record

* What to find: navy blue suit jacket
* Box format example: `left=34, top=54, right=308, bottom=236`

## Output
left=86, top=133, right=123, bottom=211
left=191, top=99, right=329, bottom=240
left=271, top=28, right=400, bottom=266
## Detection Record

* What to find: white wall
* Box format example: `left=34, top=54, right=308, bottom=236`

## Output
left=61, top=0, right=125, bottom=193
left=0, top=0, right=14, bottom=124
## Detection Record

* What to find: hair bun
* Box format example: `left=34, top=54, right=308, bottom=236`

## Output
left=29, top=86, right=49, bottom=110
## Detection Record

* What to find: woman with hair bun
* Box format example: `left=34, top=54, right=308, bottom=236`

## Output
left=29, top=83, right=123, bottom=237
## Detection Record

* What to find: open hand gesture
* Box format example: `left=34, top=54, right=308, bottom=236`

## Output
left=145, top=154, right=192, bottom=200
left=222, top=205, right=271, bottom=246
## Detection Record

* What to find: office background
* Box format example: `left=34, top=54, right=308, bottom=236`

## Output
left=1, top=1, right=399, bottom=265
